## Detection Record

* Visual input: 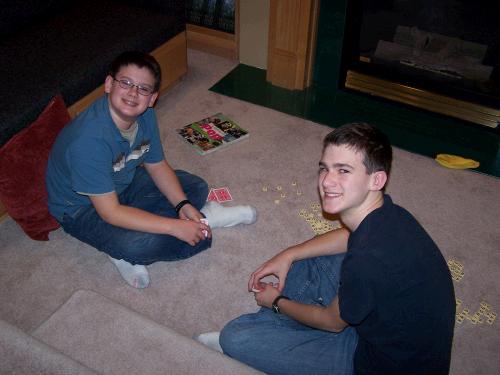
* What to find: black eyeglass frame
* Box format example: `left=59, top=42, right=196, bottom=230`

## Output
left=112, top=77, right=155, bottom=96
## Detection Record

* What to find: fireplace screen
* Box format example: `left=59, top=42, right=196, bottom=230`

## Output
left=342, top=0, right=500, bottom=128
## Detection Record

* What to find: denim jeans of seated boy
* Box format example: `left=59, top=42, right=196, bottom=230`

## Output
left=60, top=168, right=212, bottom=265
left=220, top=254, right=358, bottom=375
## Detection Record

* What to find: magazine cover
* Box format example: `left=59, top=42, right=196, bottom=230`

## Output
left=176, top=113, right=249, bottom=155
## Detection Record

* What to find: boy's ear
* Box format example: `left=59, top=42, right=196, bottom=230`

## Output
left=104, top=75, right=114, bottom=93
left=148, top=92, right=159, bottom=108
left=370, top=171, right=388, bottom=191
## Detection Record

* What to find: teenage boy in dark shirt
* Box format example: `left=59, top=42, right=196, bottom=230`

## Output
left=197, top=122, right=455, bottom=375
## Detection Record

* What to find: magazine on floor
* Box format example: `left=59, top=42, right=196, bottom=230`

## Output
left=176, top=113, right=249, bottom=155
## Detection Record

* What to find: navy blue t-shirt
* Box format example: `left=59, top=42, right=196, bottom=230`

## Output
left=338, top=195, right=455, bottom=374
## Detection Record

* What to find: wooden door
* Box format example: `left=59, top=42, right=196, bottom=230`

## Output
left=267, top=0, right=319, bottom=90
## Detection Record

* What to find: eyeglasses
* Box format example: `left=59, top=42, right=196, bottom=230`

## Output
left=113, top=78, right=154, bottom=96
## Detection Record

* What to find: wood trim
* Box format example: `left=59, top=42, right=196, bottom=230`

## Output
left=153, top=31, right=188, bottom=94
left=186, top=24, right=238, bottom=59
left=305, top=0, right=320, bottom=88
left=267, top=0, right=319, bottom=90
left=0, top=32, right=188, bottom=222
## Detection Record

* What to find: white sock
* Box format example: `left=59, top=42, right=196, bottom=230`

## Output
left=108, top=256, right=150, bottom=289
left=194, top=331, right=223, bottom=353
left=201, top=201, right=257, bottom=228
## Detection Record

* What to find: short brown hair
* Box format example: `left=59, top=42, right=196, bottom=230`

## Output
left=323, top=122, right=392, bottom=175
left=109, top=51, right=162, bottom=92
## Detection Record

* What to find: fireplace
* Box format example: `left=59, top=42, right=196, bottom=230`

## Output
left=340, top=0, right=500, bottom=129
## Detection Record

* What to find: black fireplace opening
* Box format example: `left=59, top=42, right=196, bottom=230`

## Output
left=341, top=0, right=500, bottom=111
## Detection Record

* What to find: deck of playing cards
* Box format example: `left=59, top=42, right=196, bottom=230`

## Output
left=207, top=187, right=233, bottom=202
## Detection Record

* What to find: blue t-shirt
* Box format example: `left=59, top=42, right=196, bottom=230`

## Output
left=339, top=195, right=455, bottom=375
left=46, top=95, right=165, bottom=222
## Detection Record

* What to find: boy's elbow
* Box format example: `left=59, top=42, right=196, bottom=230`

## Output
left=322, top=315, right=348, bottom=333
left=324, top=322, right=346, bottom=333
left=97, top=212, right=115, bottom=225
left=95, top=207, right=120, bottom=225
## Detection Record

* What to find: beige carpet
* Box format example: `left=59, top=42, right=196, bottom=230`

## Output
left=32, top=289, right=260, bottom=374
left=0, top=49, right=498, bottom=374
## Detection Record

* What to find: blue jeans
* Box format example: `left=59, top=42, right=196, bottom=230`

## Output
left=60, top=168, right=212, bottom=265
left=220, top=254, right=358, bottom=375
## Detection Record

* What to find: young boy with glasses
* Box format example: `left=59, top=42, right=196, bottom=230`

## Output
left=197, top=123, right=455, bottom=375
left=46, top=51, right=256, bottom=288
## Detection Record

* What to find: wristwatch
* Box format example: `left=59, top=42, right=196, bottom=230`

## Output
left=272, top=295, right=290, bottom=314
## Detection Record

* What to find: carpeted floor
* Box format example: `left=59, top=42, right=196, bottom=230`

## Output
left=0, top=49, right=499, bottom=374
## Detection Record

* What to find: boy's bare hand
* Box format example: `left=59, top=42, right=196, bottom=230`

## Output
left=253, top=282, right=280, bottom=308
left=248, top=251, right=293, bottom=293
left=179, top=204, right=202, bottom=221
left=171, top=219, right=211, bottom=245
left=178, top=205, right=212, bottom=239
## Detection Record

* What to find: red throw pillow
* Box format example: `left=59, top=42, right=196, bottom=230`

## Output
left=0, top=95, right=71, bottom=240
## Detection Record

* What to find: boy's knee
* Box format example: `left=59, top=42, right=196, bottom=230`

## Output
left=219, top=323, right=236, bottom=354
left=177, top=172, right=208, bottom=208
left=176, top=170, right=207, bottom=188
left=110, top=232, right=166, bottom=264
left=125, top=233, right=210, bottom=264
left=220, top=321, right=248, bottom=356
